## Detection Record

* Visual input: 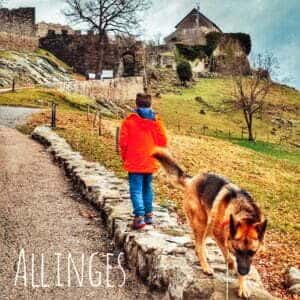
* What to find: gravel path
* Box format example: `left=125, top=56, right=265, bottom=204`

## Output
left=0, top=106, right=41, bottom=128
left=0, top=128, right=155, bottom=300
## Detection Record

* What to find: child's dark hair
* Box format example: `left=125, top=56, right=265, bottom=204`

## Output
left=136, top=93, right=152, bottom=108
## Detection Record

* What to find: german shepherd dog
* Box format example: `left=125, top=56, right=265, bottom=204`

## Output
left=153, top=149, right=267, bottom=298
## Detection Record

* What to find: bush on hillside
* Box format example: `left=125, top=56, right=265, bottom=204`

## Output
left=176, top=60, right=192, bottom=86
left=176, top=43, right=207, bottom=61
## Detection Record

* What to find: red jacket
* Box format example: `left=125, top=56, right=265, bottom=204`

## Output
left=119, top=113, right=167, bottom=173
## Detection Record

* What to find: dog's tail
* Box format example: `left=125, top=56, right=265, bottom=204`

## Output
left=152, top=148, right=190, bottom=187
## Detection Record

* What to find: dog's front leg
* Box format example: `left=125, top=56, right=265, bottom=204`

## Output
left=238, top=275, right=251, bottom=298
left=195, top=241, right=214, bottom=275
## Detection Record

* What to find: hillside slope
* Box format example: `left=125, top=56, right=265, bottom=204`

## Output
left=0, top=49, right=72, bottom=88
left=151, top=75, right=300, bottom=147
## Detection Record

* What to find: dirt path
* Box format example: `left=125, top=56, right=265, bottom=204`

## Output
left=0, top=106, right=41, bottom=128
left=0, top=127, right=155, bottom=300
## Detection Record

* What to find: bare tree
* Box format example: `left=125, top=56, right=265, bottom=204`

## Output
left=231, top=53, right=277, bottom=141
left=63, top=0, right=151, bottom=73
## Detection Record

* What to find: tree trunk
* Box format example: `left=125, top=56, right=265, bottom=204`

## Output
left=97, top=33, right=106, bottom=75
left=243, top=110, right=255, bottom=142
left=247, top=114, right=254, bottom=141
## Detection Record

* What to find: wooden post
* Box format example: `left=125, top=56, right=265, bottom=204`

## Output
left=116, top=127, right=120, bottom=154
left=93, top=109, right=98, bottom=128
left=98, top=110, right=102, bottom=136
left=87, top=105, right=90, bottom=121
left=51, top=102, right=57, bottom=129
left=12, top=78, right=16, bottom=92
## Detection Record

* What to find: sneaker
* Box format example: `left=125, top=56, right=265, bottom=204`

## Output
left=144, top=213, right=154, bottom=225
left=132, top=217, right=146, bottom=230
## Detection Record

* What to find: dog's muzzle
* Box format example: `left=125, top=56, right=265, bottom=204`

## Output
left=238, top=265, right=250, bottom=275
left=237, top=257, right=251, bottom=275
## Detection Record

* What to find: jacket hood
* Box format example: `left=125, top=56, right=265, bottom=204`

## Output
left=126, top=113, right=159, bottom=126
left=135, top=108, right=156, bottom=120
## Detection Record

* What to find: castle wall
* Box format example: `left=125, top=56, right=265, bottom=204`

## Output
left=36, top=22, right=75, bottom=38
left=0, top=7, right=38, bottom=52
left=39, top=33, right=114, bottom=74
left=0, top=7, right=35, bottom=36
left=0, top=32, right=38, bottom=52
left=39, top=33, right=144, bottom=76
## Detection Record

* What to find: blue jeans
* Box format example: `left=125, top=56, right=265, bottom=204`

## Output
left=128, top=173, right=154, bottom=217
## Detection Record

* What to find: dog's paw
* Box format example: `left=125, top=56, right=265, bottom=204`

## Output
left=202, top=266, right=214, bottom=276
left=238, top=284, right=251, bottom=299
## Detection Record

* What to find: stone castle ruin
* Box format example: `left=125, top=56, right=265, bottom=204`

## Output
left=0, top=6, right=144, bottom=77
left=0, top=6, right=250, bottom=78
left=39, top=32, right=145, bottom=77
left=149, top=8, right=251, bottom=76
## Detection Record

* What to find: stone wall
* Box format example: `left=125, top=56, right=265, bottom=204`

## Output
left=0, top=32, right=38, bottom=52
left=0, top=7, right=35, bottom=36
left=36, top=22, right=75, bottom=38
left=39, top=32, right=145, bottom=76
left=0, top=7, right=38, bottom=52
left=32, top=126, right=278, bottom=300
left=51, top=77, right=144, bottom=105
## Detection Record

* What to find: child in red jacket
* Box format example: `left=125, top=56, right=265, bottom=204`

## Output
left=119, top=93, right=167, bottom=229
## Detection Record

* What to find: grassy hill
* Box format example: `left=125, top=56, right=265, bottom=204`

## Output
left=153, top=77, right=299, bottom=148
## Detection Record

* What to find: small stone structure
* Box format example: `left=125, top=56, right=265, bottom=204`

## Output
left=51, top=77, right=144, bottom=105
left=165, top=8, right=221, bottom=47
left=32, top=126, right=278, bottom=300
left=151, top=7, right=251, bottom=76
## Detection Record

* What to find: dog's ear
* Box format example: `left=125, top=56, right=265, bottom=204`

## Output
left=255, top=219, right=267, bottom=240
left=230, top=214, right=238, bottom=238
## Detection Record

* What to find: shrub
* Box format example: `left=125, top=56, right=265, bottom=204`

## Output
left=176, top=44, right=207, bottom=61
left=230, top=33, right=251, bottom=55
left=205, top=32, right=222, bottom=56
left=176, top=60, right=192, bottom=85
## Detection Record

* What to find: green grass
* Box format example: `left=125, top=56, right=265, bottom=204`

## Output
left=154, top=78, right=300, bottom=146
left=0, top=50, right=15, bottom=60
left=0, top=88, right=95, bottom=111
left=34, top=49, right=73, bottom=72
left=230, top=139, right=300, bottom=164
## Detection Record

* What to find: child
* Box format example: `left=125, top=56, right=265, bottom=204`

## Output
left=119, top=93, right=167, bottom=229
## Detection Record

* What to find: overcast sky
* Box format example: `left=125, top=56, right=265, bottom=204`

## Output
left=6, top=0, right=300, bottom=89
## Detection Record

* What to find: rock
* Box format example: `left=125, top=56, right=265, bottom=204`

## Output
left=288, top=283, right=300, bottom=295
left=182, top=279, right=214, bottom=300
left=0, top=51, right=71, bottom=88
left=286, top=267, right=300, bottom=287
left=286, top=267, right=300, bottom=295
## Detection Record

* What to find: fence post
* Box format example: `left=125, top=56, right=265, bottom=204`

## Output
left=12, top=78, right=16, bottom=92
left=51, top=101, right=57, bottom=129
left=98, top=111, right=102, bottom=136
left=87, top=105, right=90, bottom=121
left=116, top=127, right=120, bottom=154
